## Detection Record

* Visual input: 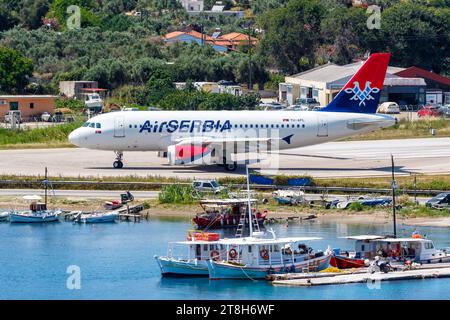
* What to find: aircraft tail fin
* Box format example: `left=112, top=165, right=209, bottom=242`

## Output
left=321, top=53, right=391, bottom=114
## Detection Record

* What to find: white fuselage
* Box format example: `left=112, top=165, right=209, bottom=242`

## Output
left=69, top=110, right=395, bottom=152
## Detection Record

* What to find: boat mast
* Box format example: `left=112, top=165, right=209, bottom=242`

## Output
left=246, top=165, right=253, bottom=237
left=391, top=155, right=397, bottom=238
left=44, top=166, right=48, bottom=207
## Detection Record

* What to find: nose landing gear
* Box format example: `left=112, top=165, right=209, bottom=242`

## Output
left=113, top=151, right=124, bottom=169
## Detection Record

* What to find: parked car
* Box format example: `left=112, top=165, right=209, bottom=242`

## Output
left=378, top=102, right=400, bottom=114
left=192, top=180, right=226, bottom=194
left=4, top=110, right=21, bottom=123
left=439, top=105, right=450, bottom=118
left=426, top=193, right=450, bottom=208
left=41, top=112, right=52, bottom=122
left=417, top=105, right=442, bottom=118
left=295, top=98, right=320, bottom=110
left=259, top=102, right=284, bottom=111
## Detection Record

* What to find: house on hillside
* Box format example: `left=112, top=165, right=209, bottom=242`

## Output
left=179, top=0, right=204, bottom=12
left=164, top=30, right=230, bottom=52
left=163, top=31, right=257, bottom=52
left=220, top=32, right=258, bottom=50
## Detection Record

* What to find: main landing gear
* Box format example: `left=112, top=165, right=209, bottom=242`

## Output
left=113, top=151, right=124, bottom=169
left=222, top=157, right=238, bottom=172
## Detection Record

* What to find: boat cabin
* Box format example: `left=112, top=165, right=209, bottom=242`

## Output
left=30, top=202, right=47, bottom=212
left=219, top=234, right=323, bottom=268
left=343, top=235, right=449, bottom=263
left=167, top=232, right=226, bottom=262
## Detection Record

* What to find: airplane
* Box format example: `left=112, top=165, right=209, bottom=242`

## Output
left=68, top=52, right=396, bottom=171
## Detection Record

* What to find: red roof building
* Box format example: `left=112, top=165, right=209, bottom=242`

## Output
left=395, top=66, right=450, bottom=105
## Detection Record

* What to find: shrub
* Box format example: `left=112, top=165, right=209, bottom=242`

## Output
left=158, top=184, right=195, bottom=204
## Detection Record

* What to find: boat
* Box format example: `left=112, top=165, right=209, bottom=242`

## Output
left=193, top=198, right=267, bottom=230
left=104, top=191, right=134, bottom=210
left=335, top=234, right=450, bottom=266
left=207, top=232, right=332, bottom=280
left=104, top=200, right=123, bottom=210
left=154, top=231, right=225, bottom=277
left=0, top=211, right=10, bottom=222
left=84, top=92, right=103, bottom=114
left=206, top=166, right=331, bottom=280
left=74, top=211, right=118, bottom=223
left=9, top=196, right=61, bottom=223
left=336, top=197, right=391, bottom=209
left=272, top=189, right=305, bottom=205
left=9, top=169, right=61, bottom=224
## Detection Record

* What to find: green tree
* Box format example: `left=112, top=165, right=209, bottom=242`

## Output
left=0, top=47, right=33, bottom=93
left=258, top=0, right=326, bottom=73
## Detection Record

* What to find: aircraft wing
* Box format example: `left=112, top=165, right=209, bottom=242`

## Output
left=173, top=134, right=294, bottom=146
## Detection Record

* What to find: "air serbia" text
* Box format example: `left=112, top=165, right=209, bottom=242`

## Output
left=139, top=120, right=232, bottom=133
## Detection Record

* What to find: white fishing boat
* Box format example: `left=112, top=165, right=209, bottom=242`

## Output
left=155, top=231, right=225, bottom=277
left=207, top=231, right=331, bottom=280
left=75, top=211, right=118, bottom=223
left=9, top=168, right=61, bottom=224
left=339, top=234, right=450, bottom=265
left=9, top=196, right=61, bottom=223
left=272, top=189, right=305, bottom=205
left=207, top=166, right=332, bottom=280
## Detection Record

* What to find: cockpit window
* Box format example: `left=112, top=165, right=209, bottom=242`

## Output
left=96, top=123, right=101, bottom=129
left=89, top=123, right=96, bottom=128
left=83, top=122, right=90, bottom=127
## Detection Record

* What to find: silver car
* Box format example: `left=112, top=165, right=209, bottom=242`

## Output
left=192, top=180, right=226, bottom=194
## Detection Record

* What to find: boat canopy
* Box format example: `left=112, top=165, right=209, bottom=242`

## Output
left=340, top=235, right=386, bottom=241
left=23, top=195, right=43, bottom=201
left=374, top=238, right=432, bottom=243
left=200, top=198, right=258, bottom=205
left=171, top=240, right=221, bottom=245
left=218, top=236, right=322, bottom=246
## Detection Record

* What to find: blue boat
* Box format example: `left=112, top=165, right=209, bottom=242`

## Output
left=155, top=232, right=226, bottom=277
left=76, top=211, right=118, bottom=223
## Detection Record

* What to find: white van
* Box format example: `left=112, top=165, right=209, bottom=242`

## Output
left=378, top=102, right=400, bottom=114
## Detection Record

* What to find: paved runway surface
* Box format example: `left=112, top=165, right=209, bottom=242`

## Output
left=0, top=138, right=449, bottom=179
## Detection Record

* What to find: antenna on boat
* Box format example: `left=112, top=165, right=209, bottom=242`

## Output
left=391, top=155, right=397, bottom=238
left=246, top=165, right=253, bottom=237
left=44, top=167, right=48, bottom=207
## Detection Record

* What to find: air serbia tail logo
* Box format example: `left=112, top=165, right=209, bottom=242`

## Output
left=345, top=81, right=380, bottom=107
left=322, top=53, right=391, bottom=114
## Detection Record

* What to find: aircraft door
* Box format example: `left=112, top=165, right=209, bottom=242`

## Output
left=114, top=116, right=125, bottom=137
left=317, top=115, right=328, bottom=137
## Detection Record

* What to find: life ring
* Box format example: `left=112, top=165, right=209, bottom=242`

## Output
left=211, top=250, right=220, bottom=261
left=229, top=249, right=237, bottom=260
left=260, top=249, right=269, bottom=260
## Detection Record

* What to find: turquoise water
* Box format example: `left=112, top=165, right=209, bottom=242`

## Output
left=1, top=218, right=450, bottom=300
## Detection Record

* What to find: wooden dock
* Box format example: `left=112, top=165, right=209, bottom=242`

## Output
left=270, top=264, right=450, bottom=287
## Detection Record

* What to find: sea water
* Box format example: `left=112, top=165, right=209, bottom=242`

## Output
left=0, top=217, right=449, bottom=300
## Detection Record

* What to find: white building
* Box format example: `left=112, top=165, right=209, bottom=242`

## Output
left=179, top=0, right=204, bottom=12
left=279, top=61, right=409, bottom=106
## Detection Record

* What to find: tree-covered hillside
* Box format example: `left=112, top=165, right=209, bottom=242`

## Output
left=0, top=0, right=448, bottom=109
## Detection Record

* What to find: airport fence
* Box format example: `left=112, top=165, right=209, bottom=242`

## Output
left=0, top=179, right=446, bottom=196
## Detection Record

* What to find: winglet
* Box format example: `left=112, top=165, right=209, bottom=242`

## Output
left=282, top=134, right=294, bottom=145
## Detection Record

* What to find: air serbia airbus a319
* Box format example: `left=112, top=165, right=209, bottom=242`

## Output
left=69, top=53, right=396, bottom=171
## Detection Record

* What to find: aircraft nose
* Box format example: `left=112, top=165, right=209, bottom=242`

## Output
left=68, top=129, right=80, bottom=146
